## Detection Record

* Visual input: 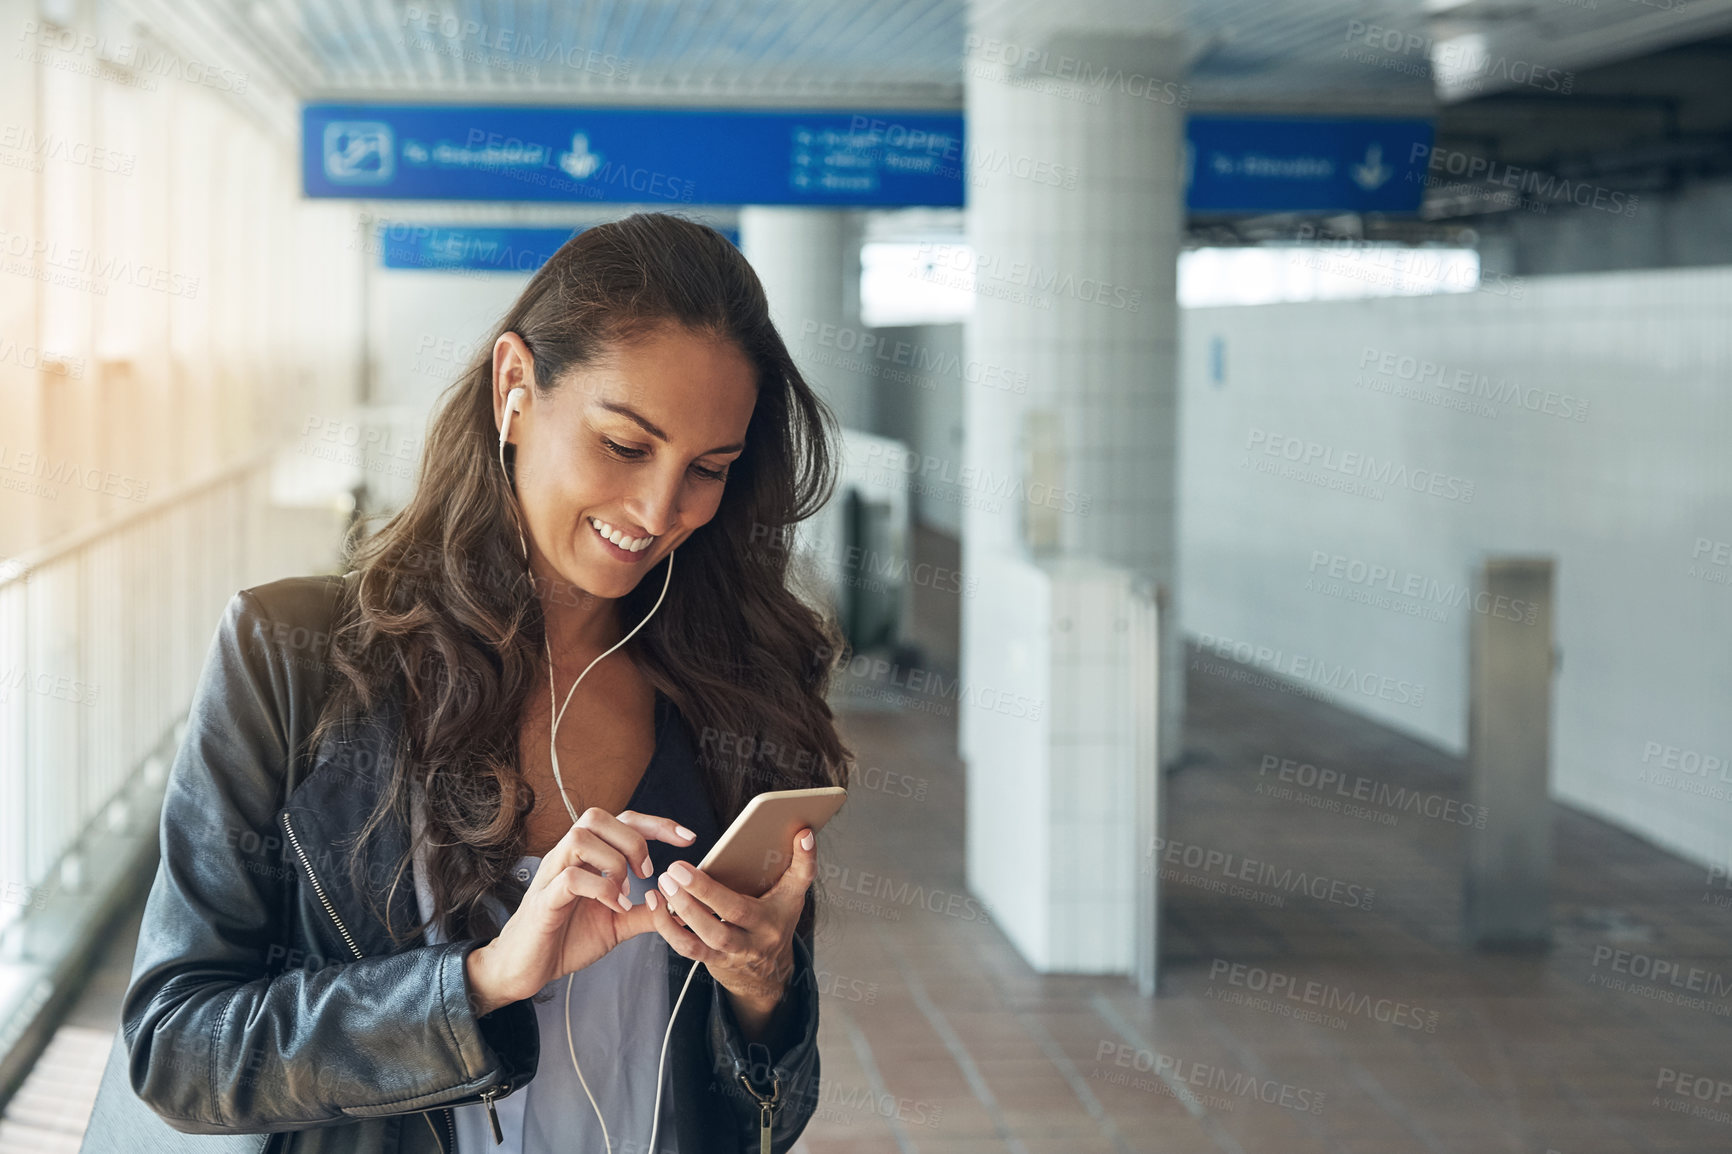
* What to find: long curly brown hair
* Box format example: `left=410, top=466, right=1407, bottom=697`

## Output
left=307, top=212, right=852, bottom=950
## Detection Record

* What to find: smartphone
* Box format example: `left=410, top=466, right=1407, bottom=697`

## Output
left=696, top=786, right=847, bottom=898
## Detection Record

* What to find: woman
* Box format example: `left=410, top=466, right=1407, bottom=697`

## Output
left=111, top=213, right=852, bottom=1154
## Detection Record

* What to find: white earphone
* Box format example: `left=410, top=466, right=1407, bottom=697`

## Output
left=498, top=386, right=525, bottom=445
left=498, top=387, right=528, bottom=560
left=495, top=381, right=697, bottom=1154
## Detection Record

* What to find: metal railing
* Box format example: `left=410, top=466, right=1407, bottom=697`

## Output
left=0, top=449, right=356, bottom=1113
left=0, top=453, right=331, bottom=944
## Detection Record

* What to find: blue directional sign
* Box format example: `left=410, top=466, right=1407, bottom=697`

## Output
left=379, top=224, right=579, bottom=271
left=305, top=104, right=965, bottom=207
left=309, top=105, right=1430, bottom=215
left=374, top=222, right=742, bottom=271
left=1184, top=117, right=1433, bottom=214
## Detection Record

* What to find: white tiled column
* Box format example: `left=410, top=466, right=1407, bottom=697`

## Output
left=961, top=0, right=1186, bottom=973
left=740, top=207, right=871, bottom=432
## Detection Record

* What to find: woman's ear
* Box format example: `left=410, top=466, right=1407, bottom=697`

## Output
left=492, top=333, right=535, bottom=441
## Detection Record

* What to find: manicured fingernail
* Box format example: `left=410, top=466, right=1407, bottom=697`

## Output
left=641, top=856, right=653, bottom=877
left=616, top=893, right=632, bottom=912
left=647, top=890, right=659, bottom=910
left=659, top=873, right=678, bottom=896
left=800, top=830, right=814, bottom=851
left=675, top=825, right=696, bottom=840
left=668, top=861, right=693, bottom=884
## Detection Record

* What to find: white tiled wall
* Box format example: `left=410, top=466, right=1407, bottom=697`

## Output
left=1178, top=266, right=1732, bottom=872
left=964, top=554, right=1053, bottom=967
left=964, top=554, right=1156, bottom=973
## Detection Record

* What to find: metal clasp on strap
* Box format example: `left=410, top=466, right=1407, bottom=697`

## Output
left=737, top=1071, right=780, bottom=1154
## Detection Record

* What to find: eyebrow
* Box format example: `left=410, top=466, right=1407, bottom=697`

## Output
left=597, top=400, right=745, bottom=455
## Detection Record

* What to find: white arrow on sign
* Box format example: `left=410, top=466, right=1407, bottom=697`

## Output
left=1350, top=143, right=1393, bottom=191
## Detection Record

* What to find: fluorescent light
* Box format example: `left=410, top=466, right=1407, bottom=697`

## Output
left=860, top=241, right=976, bottom=326
left=1179, top=245, right=1481, bottom=307
left=1431, top=31, right=1491, bottom=99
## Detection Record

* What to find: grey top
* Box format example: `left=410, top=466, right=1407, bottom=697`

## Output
left=411, top=689, right=702, bottom=1154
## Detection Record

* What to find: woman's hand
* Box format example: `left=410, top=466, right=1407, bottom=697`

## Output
left=464, top=808, right=695, bottom=1016
left=643, top=827, right=816, bottom=1028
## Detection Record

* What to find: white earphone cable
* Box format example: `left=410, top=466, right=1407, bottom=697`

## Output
left=498, top=399, right=689, bottom=1154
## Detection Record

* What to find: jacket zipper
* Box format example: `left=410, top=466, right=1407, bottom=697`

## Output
left=479, top=1086, right=504, bottom=1142
left=280, top=810, right=364, bottom=962
left=737, top=1072, right=780, bottom=1154
left=281, top=810, right=505, bottom=1144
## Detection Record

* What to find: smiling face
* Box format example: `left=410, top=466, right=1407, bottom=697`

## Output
left=493, top=320, right=758, bottom=608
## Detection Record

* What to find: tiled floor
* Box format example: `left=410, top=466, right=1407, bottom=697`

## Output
left=804, top=643, right=1732, bottom=1154
left=0, top=911, right=138, bottom=1153
left=25, top=640, right=1732, bottom=1153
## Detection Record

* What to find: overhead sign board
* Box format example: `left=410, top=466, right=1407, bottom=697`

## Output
left=304, top=104, right=966, bottom=207
left=1185, top=116, right=1433, bottom=214
left=374, top=222, right=742, bottom=271
left=379, top=225, right=579, bottom=271
left=308, top=105, right=1431, bottom=215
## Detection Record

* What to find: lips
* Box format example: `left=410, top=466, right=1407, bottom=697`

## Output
left=589, top=516, right=654, bottom=556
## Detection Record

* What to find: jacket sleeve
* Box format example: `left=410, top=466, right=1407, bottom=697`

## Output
left=120, top=588, right=538, bottom=1135
left=705, top=922, right=822, bottom=1154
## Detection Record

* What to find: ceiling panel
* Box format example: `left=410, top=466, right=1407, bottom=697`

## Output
left=105, top=0, right=1732, bottom=116
left=230, top=0, right=970, bottom=104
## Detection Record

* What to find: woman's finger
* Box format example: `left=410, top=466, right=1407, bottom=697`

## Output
left=658, top=869, right=748, bottom=953
left=523, top=818, right=600, bottom=900
left=610, top=895, right=661, bottom=940
left=763, top=828, right=818, bottom=923
left=645, top=887, right=708, bottom=960
left=613, top=810, right=700, bottom=872
left=660, top=863, right=758, bottom=929
left=526, top=823, right=632, bottom=904
left=526, top=808, right=695, bottom=902
left=541, top=863, right=634, bottom=916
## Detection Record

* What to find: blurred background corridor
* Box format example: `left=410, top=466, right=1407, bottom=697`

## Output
left=1, top=0, right=1730, bottom=1151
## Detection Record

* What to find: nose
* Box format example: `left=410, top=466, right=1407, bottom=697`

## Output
left=624, top=461, right=683, bottom=538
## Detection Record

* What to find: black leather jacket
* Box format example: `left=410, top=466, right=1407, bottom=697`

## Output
left=116, top=574, right=821, bottom=1153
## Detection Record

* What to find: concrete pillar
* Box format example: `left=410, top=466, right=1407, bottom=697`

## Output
left=1464, top=557, right=1557, bottom=949
left=740, top=207, right=870, bottom=432
left=959, top=0, right=1187, bottom=974
left=960, top=4, right=1187, bottom=761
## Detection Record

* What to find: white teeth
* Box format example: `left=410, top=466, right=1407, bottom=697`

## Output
left=590, top=517, right=652, bottom=553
